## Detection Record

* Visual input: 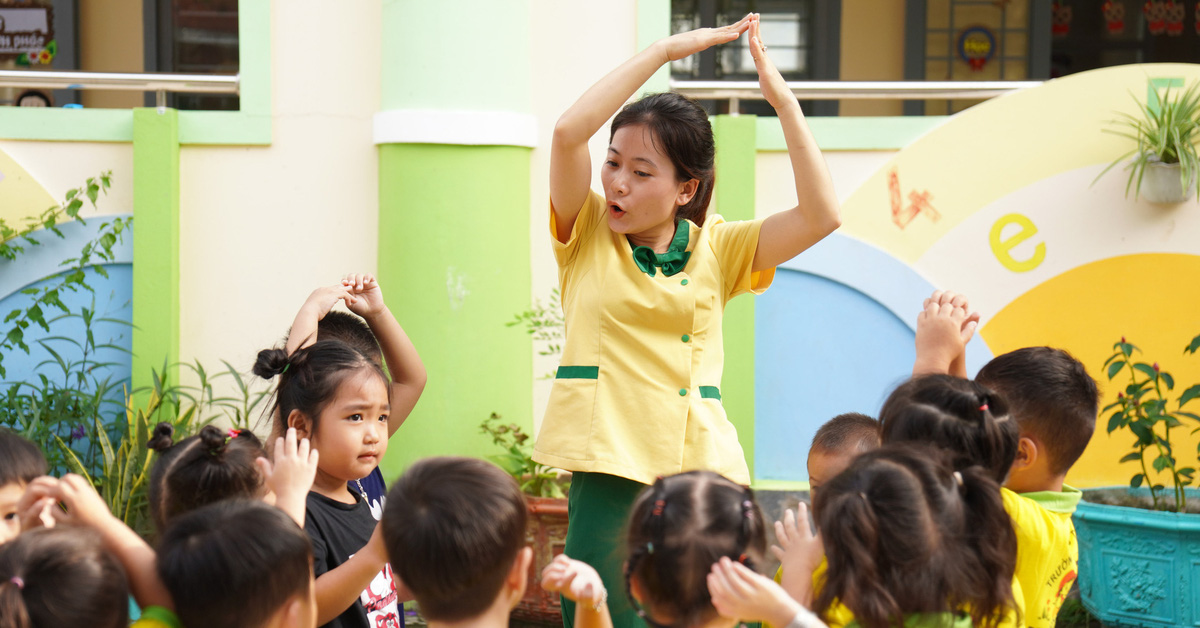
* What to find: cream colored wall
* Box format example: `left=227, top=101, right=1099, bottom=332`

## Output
left=79, top=0, right=145, bottom=109
left=176, top=0, right=382, bottom=384
left=0, top=141, right=134, bottom=217
left=755, top=150, right=897, bottom=219
left=838, top=0, right=906, bottom=117
left=527, top=1, right=640, bottom=428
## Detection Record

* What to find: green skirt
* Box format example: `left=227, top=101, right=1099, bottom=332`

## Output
left=561, top=472, right=647, bottom=628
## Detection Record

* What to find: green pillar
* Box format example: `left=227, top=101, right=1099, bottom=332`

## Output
left=712, top=114, right=758, bottom=479
left=638, top=0, right=671, bottom=93
left=131, top=108, right=181, bottom=401
left=377, top=0, right=533, bottom=479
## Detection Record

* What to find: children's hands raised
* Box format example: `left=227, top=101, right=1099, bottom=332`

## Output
left=660, top=13, right=753, bottom=62
left=913, top=290, right=980, bottom=377
left=342, top=273, right=386, bottom=321
left=772, top=504, right=823, bottom=604
left=708, top=557, right=808, bottom=627
left=39, top=474, right=119, bottom=530
left=257, top=427, right=318, bottom=526
left=541, top=554, right=608, bottom=610
left=14, top=477, right=60, bottom=534
left=747, top=14, right=796, bottom=111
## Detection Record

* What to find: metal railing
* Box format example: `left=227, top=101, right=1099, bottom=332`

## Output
left=0, top=70, right=239, bottom=108
left=672, top=80, right=1043, bottom=113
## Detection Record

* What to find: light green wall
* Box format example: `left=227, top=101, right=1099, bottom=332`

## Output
left=380, top=0, right=530, bottom=112
left=131, top=108, right=180, bottom=396
left=638, top=0, right=671, bottom=93
left=376, top=144, right=533, bottom=480
left=712, top=114, right=758, bottom=478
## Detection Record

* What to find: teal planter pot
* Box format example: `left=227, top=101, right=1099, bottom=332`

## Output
left=1074, top=489, right=1200, bottom=628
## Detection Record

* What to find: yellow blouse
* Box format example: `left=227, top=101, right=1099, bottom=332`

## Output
left=533, top=190, right=774, bottom=485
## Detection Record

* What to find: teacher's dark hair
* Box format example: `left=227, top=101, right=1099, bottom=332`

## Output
left=611, top=92, right=715, bottom=226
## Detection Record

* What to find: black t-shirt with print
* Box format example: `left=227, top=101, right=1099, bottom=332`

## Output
left=305, top=491, right=401, bottom=628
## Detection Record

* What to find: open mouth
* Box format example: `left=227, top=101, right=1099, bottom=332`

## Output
left=608, top=203, right=626, bottom=217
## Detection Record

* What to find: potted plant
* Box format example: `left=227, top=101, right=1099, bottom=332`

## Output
left=480, top=413, right=569, bottom=624
left=1097, top=82, right=1200, bottom=203
left=1073, top=335, right=1200, bottom=628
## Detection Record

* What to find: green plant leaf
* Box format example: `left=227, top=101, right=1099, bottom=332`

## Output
left=1179, top=385, right=1200, bottom=409
left=1133, top=363, right=1158, bottom=380
left=1160, top=372, right=1175, bottom=390
left=1107, top=361, right=1125, bottom=380
left=1186, top=334, right=1200, bottom=355
left=1131, top=473, right=1145, bottom=488
left=1107, top=411, right=1125, bottom=434
left=1119, top=452, right=1142, bottom=463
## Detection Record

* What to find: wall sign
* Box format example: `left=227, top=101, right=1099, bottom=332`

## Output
left=957, top=26, right=996, bottom=71
left=0, top=3, right=52, bottom=61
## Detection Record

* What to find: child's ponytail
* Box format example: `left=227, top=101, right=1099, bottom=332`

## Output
left=0, top=529, right=128, bottom=628
left=954, top=465, right=1017, bottom=628
left=0, top=575, right=31, bottom=628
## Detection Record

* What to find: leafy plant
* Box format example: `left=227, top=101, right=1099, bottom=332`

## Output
left=1102, top=334, right=1200, bottom=512
left=1096, top=82, right=1200, bottom=200
left=507, top=288, right=564, bottom=380
left=0, top=171, right=131, bottom=379
left=480, top=412, right=566, bottom=499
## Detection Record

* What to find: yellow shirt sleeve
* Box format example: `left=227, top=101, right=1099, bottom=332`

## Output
left=706, top=216, right=776, bottom=301
left=550, top=190, right=606, bottom=268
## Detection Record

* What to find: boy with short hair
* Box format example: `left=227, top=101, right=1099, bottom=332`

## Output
left=772, top=413, right=880, bottom=627
left=383, top=457, right=610, bottom=628
left=0, top=428, right=48, bottom=545
left=156, top=500, right=317, bottom=628
left=913, top=290, right=1099, bottom=628
left=806, top=412, right=880, bottom=496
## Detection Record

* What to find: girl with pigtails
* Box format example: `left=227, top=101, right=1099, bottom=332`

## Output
left=535, top=13, right=839, bottom=627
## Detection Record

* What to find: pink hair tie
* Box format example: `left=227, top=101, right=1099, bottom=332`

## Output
left=979, top=403, right=989, bottom=412
left=9, top=576, right=24, bottom=589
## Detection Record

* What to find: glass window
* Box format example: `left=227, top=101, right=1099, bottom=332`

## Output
left=1050, top=0, right=1200, bottom=78
left=671, top=0, right=836, bottom=116
left=152, top=0, right=239, bottom=110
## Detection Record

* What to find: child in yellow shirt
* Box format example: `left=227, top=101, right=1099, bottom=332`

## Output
left=914, top=291, right=1099, bottom=628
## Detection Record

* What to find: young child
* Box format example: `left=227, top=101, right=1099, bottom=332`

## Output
left=622, top=470, right=773, bottom=628
left=148, top=422, right=317, bottom=528
left=0, top=527, right=130, bottom=628
left=283, top=273, right=427, bottom=521
left=156, top=499, right=316, bottom=628
left=0, top=428, right=48, bottom=545
left=382, top=456, right=610, bottom=628
left=913, top=292, right=1098, bottom=628
left=806, top=413, right=880, bottom=496
left=734, top=445, right=1016, bottom=628
left=255, top=340, right=400, bottom=628
left=771, top=413, right=880, bottom=625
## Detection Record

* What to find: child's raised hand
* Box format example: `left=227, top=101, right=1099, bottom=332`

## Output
left=660, top=13, right=753, bottom=62
left=914, top=289, right=979, bottom=377
left=771, top=504, right=823, bottom=603
left=708, top=557, right=811, bottom=627
left=45, top=474, right=119, bottom=530
left=342, top=273, right=386, bottom=320
left=541, top=554, right=607, bottom=610
left=302, top=284, right=358, bottom=320
left=14, top=477, right=60, bottom=533
left=748, top=14, right=796, bottom=112
left=257, top=427, right=319, bottom=527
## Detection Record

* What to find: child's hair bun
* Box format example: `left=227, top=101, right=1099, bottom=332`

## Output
left=148, top=422, right=176, bottom=452
left=253, top=348, right=290, bottom=380
left=197, top=426, right=228, bottom=457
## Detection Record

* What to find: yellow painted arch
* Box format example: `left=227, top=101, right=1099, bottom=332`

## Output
left=0, top=149, right=56, bottom=226
left=981, top=253, right=1200, bottom=488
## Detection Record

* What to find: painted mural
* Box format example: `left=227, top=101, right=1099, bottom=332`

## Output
left=757, top=64, right=1200, bottom=488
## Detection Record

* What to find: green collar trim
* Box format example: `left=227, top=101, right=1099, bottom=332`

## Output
left=1018, top=484, right=1082, bottom=514
left=629, top=220, right=691, bottom=277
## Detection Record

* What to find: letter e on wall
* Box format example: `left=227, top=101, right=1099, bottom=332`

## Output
left=990, top=213, right=1045, bottom=273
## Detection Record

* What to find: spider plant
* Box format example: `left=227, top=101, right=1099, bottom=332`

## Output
left=1097, top=82, right=1200, bottom=200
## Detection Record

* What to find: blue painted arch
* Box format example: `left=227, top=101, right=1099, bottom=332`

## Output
left=753, top=232, right=993, bottom=482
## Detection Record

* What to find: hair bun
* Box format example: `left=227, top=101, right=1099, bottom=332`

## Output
left=252, top=348, right=290, bottom=380
left=198, top=425, right=228, bottom=457
left=148, top=422, right=176, bottom=452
